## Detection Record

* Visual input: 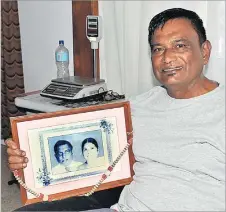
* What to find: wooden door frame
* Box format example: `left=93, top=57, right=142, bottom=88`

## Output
left=72, top=0, right=100, bottom=78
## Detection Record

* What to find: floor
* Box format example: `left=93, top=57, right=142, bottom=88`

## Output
left=1, top=144, right=22, bottom=212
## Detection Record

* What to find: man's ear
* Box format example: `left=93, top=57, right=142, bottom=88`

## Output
left=201, top=40, right=212, bottom=65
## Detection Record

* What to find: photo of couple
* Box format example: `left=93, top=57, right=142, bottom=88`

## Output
left=27, top=117, right=119, bottom=189
left=51, top=137, right=106, bottom=175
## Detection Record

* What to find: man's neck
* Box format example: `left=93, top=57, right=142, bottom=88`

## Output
left=165, top=77, right=219, bottom=99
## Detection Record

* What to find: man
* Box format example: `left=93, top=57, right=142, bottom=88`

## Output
left=52, top=140, right=82, bottom=175
left=6, top=8, right=225, bottom=211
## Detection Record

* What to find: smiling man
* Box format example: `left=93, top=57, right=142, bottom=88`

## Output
left=113, top=8, right=224, bottom=211
left=6, top=8, right=225, bottom=211
left=149, top=12, right=217, bottom=98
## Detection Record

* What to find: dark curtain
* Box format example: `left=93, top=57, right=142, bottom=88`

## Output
left=1, top=0, right=25, bottom=139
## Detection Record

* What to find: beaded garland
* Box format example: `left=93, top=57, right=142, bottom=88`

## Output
left=13, top=132, right=133, bottom=202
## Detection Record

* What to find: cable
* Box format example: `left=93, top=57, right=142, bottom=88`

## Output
left=103, top=90, right=125, bottom=101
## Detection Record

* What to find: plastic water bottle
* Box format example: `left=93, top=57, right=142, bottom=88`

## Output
left=55, top=40, right=70, bottom=78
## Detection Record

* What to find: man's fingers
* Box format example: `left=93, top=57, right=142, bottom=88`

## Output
left=8, top=155, right=28, bottom=164
left=4, top=138, right=28, bottom=172
left=8, top=163, right=27, bottom=171
left=5, top=138, right=18, bottom=150
left=7, top=147, right=25, bottom=157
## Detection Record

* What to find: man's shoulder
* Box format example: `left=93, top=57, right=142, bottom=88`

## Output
left=52, top=163, right=63, bottom=172
left=52, top=163, right=61, bottom=169
left=129, top=85, right=165, bottom=105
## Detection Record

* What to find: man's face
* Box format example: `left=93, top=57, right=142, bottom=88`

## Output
left=150, top=18, right=210, bottom=88
left=55, top=144, right=73, bottom=167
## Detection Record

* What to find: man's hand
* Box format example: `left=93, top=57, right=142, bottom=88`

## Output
left=5, top=138, right=28, bottom=171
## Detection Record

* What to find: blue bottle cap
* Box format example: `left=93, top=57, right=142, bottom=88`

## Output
left=59, top=40, right=64, bottom=45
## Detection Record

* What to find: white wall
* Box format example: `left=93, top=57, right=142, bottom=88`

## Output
left=18, top=1, right=74, bottom=92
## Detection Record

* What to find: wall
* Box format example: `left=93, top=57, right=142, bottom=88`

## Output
left=19, top=1, right=225, bottom=95
left=18, top=1, right=74, bottom=92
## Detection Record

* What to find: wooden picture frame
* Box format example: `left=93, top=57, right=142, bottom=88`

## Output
left=10, top=101, right=134, bottom=205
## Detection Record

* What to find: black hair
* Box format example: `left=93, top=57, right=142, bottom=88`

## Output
left=81, top=138, right=98, bottom=154
left=54, top=140, right=73, bottom=154
left=148, top=8, right=207, bottom=47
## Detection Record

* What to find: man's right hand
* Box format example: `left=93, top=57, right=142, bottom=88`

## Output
left=5, top=138, right=28, bottom=171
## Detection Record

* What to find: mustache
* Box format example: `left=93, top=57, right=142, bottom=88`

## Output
left=161, top=66, right=182, bottom=72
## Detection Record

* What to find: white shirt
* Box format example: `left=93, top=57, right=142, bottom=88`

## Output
left=112, top=84, right=225, bottom=211
left=52, top=160, right=83, bottom=175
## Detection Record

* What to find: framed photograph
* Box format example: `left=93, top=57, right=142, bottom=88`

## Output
left=10, top=101, right=134, bottom=205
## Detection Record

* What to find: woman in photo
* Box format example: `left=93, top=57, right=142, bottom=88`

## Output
left=77, top=138, right=105, bottom=170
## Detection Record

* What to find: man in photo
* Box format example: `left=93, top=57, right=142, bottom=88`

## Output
left=52, top=140, right=82, bottom=175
